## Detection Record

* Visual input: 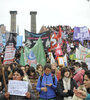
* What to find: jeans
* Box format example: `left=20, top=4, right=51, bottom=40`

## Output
left=38, top=97, right=56, bottom=100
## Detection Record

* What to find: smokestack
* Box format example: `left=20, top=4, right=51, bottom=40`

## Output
left=10, top=11, right=17, bottom=33
left=30, top=11, right=37, bottom=33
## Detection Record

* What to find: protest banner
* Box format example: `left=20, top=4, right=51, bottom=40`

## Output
left=76, top=44, right=90, bottom=69
left=6, top=32, right=17, bottom=47
left=25, top=30, right=50, bottom=49
left=3, top=45, right=16, bottom=64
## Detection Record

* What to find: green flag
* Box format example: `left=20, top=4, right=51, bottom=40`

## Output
left=20, top=48, right=25, bottom=66
left=69, top=53, right=79, bottom=60
left=31, top=38, right=46, bottom=66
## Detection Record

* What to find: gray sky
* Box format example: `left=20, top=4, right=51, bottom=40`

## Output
left=0, top=0, right=90, bottom=38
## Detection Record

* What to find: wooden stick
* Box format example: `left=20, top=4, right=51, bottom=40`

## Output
left=2, top=66, right=9, bottom=100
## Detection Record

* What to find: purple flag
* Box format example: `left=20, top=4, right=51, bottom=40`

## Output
left=73, top=26, right=89, bottom=41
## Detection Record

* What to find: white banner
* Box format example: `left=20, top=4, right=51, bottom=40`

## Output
left=76, top=44, right=90, bottom=69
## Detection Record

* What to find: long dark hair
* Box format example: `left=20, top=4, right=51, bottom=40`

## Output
left=27, top=66, right=38, bottom=79
left=61, top=67, right=71, bottom=78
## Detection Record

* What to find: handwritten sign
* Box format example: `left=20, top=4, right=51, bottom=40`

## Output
left=8, top=80, right=28, bottom=96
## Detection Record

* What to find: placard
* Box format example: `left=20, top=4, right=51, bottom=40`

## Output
left=8, top=80, right=28, bottom=96
left=3, top=45, right=16, bottom=64
left=58, top=57, right=64, bottom=66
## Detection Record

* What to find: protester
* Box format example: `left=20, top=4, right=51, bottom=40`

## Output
left=36, top=64, right=43, bottom=76
left=81, top=62, right=88, bottom=71
left=20, top=66, right=29, bottom=81
left=25, top=64, right=30, bottom=74
left=73, top=70, right=90, bottom=100
left=0, top=67, right=36, bottom=100
left=56, top=67, right=78, bottom=100
left=11, top=63, right=17, bottom=72
left=20, top=65, right=32, bottom=89
left=73, top=62, right=85, bottom=86
left=27, top=66, right=39, bottom=99
left=14, top=49, right=20, bottom=64
left=51, top=63, right=60, bottom=81
left=36, top=63, right=57, bottom=100
left=7, top=64, right=13, bottom=80
left=51, top=63, right=57, bottom=75
left=27, top=67, right=38, bottom=79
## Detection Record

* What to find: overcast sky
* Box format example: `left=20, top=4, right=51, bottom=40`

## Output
left=0, top=0, right=90, bottom=38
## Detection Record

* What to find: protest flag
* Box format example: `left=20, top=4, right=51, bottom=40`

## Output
left=57, top=26, right=62, bottom=45
left=24, top=38, right=46, bottom=67
left=67, top=43, right=71, bottom=53
left=69, top=52, right=80, bottom=60
left=31, top=38, right=46, bottom=66
left=20, top=48, right=25, bottom=66
left=69, top=53, right=76, bottom=60
left=48, top=31, right=58, bottom=51
left=55, top=43, right=63, bottom=59
left=48, top=52, right=55, bottom=64
left=58, top=26, right=62, bottom=38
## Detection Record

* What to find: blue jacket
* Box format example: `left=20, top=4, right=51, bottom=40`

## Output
left=36, top=73, right=57, bottom=99
left=85, top=93, right=90, bottom=100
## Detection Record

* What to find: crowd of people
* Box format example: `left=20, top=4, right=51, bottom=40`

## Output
left=0, top=25, right=90, bottom=100
left=0, top=60, right=90, bottom=100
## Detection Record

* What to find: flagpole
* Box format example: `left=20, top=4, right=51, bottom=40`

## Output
left=2, top=65, right=9, bottom=100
